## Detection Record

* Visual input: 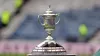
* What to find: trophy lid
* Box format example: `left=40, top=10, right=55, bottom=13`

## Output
left=43, top=5, right=58, bottom=16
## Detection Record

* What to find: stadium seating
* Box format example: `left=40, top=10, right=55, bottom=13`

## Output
left=9, top=6, right=100, bottom=42
left=1, top=0, right=100, bottom=42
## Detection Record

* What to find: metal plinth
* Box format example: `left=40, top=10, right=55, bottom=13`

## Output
left=28, top=54, right=76, bottom=56
left=27, top=40, right=77, bottom=56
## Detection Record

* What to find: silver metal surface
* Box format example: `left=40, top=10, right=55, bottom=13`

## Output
left=28, top=5, right=76, bottom=56
left=38, top=5, right=60, bottom=40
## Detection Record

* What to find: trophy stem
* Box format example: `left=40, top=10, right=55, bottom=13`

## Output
left=45, top=29, right=54, bottom=40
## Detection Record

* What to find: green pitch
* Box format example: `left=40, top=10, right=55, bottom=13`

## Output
left=0, top=53, right=91, bottom=56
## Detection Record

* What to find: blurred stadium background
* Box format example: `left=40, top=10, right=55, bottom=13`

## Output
left=0, top=0, right=100, bottom=56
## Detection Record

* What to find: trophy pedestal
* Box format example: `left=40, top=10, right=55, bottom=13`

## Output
left=27, top=40, right=76, bottom=56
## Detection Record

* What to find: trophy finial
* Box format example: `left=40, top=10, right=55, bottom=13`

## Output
left=49, top=5, right=51, bottom=9
left=47, top=5, right=51, bottom=11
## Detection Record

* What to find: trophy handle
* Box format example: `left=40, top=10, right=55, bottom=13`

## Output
left=55, top=13, right=60, bottom=25
left=38, top=15, right=44, bottom=25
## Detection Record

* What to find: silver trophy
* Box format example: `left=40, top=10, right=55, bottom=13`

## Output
left=38, top=5, right=60, bottom=40
left=28, top=5, right=76, bottom=56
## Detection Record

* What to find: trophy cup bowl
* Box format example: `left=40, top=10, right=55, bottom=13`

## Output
left=38, top=6, right=60, bottom=40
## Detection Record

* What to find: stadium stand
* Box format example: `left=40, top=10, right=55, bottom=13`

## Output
left=8, top=7, right=100, bottom=41
left=1, top=0, right=100, bottom=42
left=89, top=28, right=100, bottom=43
left=0, top=0, right=29, bottom=39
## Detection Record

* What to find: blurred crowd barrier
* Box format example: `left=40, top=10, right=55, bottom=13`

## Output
left=0, top=40, right=99, bottom=54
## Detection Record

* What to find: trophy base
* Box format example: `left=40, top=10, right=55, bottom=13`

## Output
left=28, top=54, right=76, bottom=56
left=27, top=35, right=77, bottom=56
